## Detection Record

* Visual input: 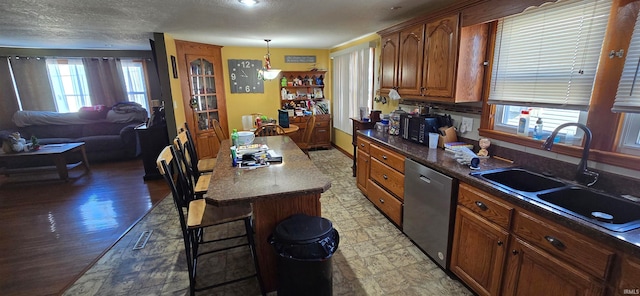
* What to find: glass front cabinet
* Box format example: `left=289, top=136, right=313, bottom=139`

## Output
left=176, top=41, right=227, bottom=160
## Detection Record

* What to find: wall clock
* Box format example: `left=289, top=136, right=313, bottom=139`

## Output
left=228, top=59, right=264, bottom=93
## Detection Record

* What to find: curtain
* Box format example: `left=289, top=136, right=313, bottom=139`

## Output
left=331, top=45, right=374, bottom=133
left=0, top=57, right=20, bottom=129
left=10, top=57, right=56, bottom=111
left=83, top=57, right=127, bottom=107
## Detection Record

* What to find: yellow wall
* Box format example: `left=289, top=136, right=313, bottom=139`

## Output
left=162, top=35, right=186, bottom=133
left=329, top=34, right=381, bottom=156
left=221, top=47, right=330, bottom=134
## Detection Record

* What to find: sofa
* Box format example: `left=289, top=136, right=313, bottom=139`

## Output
left=1, top=109, right=146, bottom=167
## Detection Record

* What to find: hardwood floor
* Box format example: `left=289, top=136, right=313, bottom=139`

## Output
left=0, top=159, right=168, bottom=296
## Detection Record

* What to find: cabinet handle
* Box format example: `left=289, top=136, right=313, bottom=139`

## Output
left=497, top=240, right=503, bottom=246
left=383, top=174, right=388, bottom=180
left=474, top=201, right=488, bottom=211
left=512, top=249, right=519, bottom=255
left=544, top=235, right=566, bottom=250
left=379, top=199, right=385, bottom=204
left=382, top=155, right=388, bottom=160
left=360, top=143, right=364, bottom=147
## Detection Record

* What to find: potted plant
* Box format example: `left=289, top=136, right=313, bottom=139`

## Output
left=31, top=135, right=40, bottom=151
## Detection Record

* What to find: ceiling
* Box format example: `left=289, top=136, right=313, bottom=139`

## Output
left=0, top=0, right=464, bottom=51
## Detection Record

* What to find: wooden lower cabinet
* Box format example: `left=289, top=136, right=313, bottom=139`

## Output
left=452, top=183, right=616, bottom=296
left=196, top=132, right=220, bottom=159
left=356, top=150, right=369, bottom=194
left=451, top=206, right=508, bottom=296
left=366, top=179, right=403, bottom=226
left=501, top=236, right=605, bottom=296
left=289, top=114, right=331, bottom=149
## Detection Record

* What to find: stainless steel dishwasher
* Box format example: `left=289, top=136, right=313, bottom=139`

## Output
left=404, top=158, right=456, bottom=270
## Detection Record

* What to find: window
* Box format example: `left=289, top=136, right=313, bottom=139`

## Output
left=615, top=8, right=640, bottom=156
left=120, top=59, right=150, bottom=112
left=46, top=58, right=91, bottom=113
left=488, top=0, right=611, bottom=140
left=331, top=43, right=375, bottom=133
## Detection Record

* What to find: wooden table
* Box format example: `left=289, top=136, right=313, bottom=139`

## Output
left=206, top=136, right=331, bottom=292
left=0, top=142, right=90, bottom=180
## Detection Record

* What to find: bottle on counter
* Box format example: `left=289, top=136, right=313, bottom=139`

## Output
left=517, top=110, right=530, bottom=136
left=533, top=117, right=544, bottom=140
left=231, top=128, right=239, bottom=147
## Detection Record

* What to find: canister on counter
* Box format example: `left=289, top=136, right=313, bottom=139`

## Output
left=389, top=107, right=407, bottom=135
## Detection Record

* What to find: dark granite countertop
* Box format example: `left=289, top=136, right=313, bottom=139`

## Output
left=206, top=136, right=331, bottom=205
left=358, top=129, right=640, bottom=258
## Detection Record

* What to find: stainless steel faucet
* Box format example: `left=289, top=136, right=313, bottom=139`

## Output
left=542, top=122, right=599, bottom=186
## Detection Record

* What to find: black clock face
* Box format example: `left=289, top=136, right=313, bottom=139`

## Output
left=228, top=59, right=264, bottom=93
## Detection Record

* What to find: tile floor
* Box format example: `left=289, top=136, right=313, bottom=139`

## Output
left=64, top=149, right=472, bottom=295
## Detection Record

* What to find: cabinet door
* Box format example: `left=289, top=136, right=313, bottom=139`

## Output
left=380, top=33, right=400, bottom=91
left=176, top=41, right=228, bottom=160
left=397, top=24, right=425, bottom=96
left=311, top=118, right=330, bottom=148
left=451, top=206, right=508, bottom=296
left=423, top=14, right=459, bottom=98
left=356, top=150, right=370, bottom=194
left=502, top=236, right=605, bottom=296
left=196, top=133, right=219, bottom=159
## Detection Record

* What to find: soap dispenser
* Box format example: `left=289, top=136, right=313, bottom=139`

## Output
left=533, top=117, right=544, bottom=140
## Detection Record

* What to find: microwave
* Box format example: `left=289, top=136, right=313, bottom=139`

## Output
left=400, top=114, right=440, bottom=145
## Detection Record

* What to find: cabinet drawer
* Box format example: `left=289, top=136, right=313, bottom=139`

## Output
left=370, top=158, right=405, bottom=200
left=458, top=183, right=514, bottom=230
left=314, top=120, right=329, bottom=128
left=370, top=144, right=405, bottom=173
left=367, top=179, right=403, bottom=226
left=356, top=136, right=371, bottom=154
left=513, top=211, right=615, bottom=280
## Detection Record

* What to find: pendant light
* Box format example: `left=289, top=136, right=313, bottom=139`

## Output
left=258, top=39, right=281, bottom=80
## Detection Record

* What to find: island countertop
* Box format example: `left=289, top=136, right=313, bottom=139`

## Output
left=206, top=135, right=332, bottom=205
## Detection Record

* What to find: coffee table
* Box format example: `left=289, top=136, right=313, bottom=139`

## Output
left=0, top=142, right=90, bottom=181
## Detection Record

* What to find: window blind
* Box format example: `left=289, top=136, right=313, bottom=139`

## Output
left=613, top=10, right=640, bottom=113
left=488, top=0, right=611, bottom=110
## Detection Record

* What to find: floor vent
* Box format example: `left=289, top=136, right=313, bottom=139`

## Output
left=133, top=230, right=153, bottom=250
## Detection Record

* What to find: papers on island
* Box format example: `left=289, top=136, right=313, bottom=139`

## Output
left=234, top=144, right=282, bottom=169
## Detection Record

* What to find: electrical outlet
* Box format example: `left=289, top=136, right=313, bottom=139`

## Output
left=460, top=117, right=474, bottom=133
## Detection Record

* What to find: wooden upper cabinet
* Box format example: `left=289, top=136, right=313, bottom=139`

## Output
left=423, top=14, right=459, bottom=98
left=379, top=34, right=399, bottom=92
left=398, top=24, right=426, bottom=96
left=377, top=12, right=488, bottom=103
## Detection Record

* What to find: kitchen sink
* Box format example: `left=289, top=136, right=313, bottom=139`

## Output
left=473, top=168, right=566, bottom=193
left=537, top=187, right=640, bottom=232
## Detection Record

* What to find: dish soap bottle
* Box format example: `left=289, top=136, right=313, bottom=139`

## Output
left=533, top=117, right=544, bottom=140
left=517, top=110, right=530, bottom=136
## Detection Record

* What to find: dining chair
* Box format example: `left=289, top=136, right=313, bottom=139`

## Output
left=176, top=127, right=215, bottom=177
left=211, top=119, right=228, bottom=144
left=156, top=145, right=265, bottom=296
left=173, top=135, right=211, bottom=198
left=297, top=115, right=316, bottom=157
left=254, top=123, right=286, bottom=136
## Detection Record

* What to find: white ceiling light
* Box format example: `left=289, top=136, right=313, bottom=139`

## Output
left=238, top=0, right=258, bottom=6
left=258, top=39, right=281, bottom=81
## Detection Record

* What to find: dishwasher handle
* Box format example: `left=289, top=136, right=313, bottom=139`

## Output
left=419, top=175, right=431, bottom=184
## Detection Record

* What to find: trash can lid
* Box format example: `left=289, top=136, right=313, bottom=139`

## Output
left=274, top=214, right=334, bottom=244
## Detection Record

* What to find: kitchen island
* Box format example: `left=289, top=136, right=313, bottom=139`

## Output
left=206, top=135, right=331, bottom=292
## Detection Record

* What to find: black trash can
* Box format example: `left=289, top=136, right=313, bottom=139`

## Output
left=269, top=214, right=339, bottom=296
